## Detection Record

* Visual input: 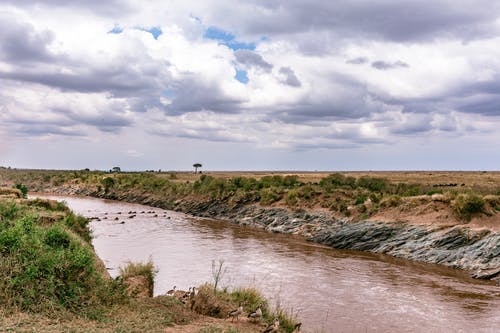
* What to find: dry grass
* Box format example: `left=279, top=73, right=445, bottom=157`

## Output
left=157, top=170, right=500, bottom=191
left=0, top=296, right=197, bottom=333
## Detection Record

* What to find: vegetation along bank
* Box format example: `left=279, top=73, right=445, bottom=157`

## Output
left=1, top=168, right=499, bottom=284
left=0, top=188, right=302, bottom=332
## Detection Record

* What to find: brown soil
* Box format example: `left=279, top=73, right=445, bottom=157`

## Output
left=163, top=316, right=263, bottom=333
left=369, top=198, right=500, bottom=231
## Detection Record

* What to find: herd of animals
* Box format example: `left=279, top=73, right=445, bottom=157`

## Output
left=165, top=286, right=302, bottom=332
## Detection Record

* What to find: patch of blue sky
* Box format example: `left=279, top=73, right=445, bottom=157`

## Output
left=235, top=69, right=249, bottom=84
left=162, top=89, right=176, bottom=99
left=136, top=26, right=163, bottom=39
left=108, top=25, right=123, bottom=34
left=204, top=26, right=255, bottom=51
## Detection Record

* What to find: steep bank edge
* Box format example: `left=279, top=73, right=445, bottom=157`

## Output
left=49, top=188, right=500, bottom=284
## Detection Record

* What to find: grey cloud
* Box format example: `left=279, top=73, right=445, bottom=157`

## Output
left=390, top=115, right=433, bottom=135
left=214, top=0, right=500, bottom=44
left=15, top=124, right=86, bottom=137
left=270, top=74, right=384, bottom=123
left=166, top=74, right=247, bottom=114
left=53, top=108, right=132, bottom=131
left=0, top=62, right=166, bottom=96
left=0, top=0, right=129, bottom=15
left=371, top=60, right=409, bottom=70
left=278, top=67, right=301, bottom=87
left=346, top=57, right=369, bottom=65
left=234, top=49, right=273, bottom=72
left=0, top=15, right=56, bottom=63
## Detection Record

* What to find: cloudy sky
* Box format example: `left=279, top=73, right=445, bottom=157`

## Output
left=1, top=0, right=499, bottom=170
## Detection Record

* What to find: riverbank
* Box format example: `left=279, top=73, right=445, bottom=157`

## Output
left=0, top=194, right=298, bottom=332
left=1, top=169, right=499, bottom=283
left=103, top=193, right=500, bottom=283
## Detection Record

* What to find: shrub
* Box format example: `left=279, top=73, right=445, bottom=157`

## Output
left=259, top=187, right=283, bottom=205
left=191, top=284, right=234, bottom=318
left=230, top=287, right=269, bottom=318
left=0, top=216, right=118, bottom=315
left=14, top=183, right=28, bottom=198
left=101, top=177, right=115, bottom=194
left=44, top=226, right=71, bottom=249
left=119, top=259, right=157, bottom=297
left=285, top=190, right=298, bottom=206
left=0, top=201, right=20, bottom=221
left=356, top=176, right=389, bottom=192
left=452, top=194, right=485, bottom=221
left=319, top=173, right=355, bottom=191
left=380, top=195, right=402, bottom=208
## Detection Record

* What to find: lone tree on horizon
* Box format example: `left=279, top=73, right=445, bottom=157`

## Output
left=193, top=163, right=202, bottom=173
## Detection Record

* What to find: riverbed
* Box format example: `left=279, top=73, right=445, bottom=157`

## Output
left=37, top=194, right=500, bottom=332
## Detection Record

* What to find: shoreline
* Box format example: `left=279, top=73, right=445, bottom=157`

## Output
left=35, top=188, right=500, bottom=284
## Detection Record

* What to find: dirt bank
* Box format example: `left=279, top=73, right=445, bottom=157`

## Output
left=31, top=183, right=499, bottom=284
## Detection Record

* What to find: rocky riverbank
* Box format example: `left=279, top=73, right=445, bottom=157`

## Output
left=40, top=185, right=500, bottom=284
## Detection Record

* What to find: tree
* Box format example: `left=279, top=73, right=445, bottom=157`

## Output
left=193, top=163, right=202, bottom=173
left=111, top=166, right=121, bottom=173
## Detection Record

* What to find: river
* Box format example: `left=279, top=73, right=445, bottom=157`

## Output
left=37, top=195, right=500, bottom=332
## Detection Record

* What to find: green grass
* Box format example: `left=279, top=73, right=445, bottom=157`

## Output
left=452, top=193, right=485, bottom=221
left=0, top=198, right=125, bottom=317
left=1, top=169, right=498, bottom=223
left=119, top=260, right=158, bottom=297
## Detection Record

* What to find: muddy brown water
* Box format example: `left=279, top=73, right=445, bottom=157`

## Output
left=36, top=195, right=500, bottom=333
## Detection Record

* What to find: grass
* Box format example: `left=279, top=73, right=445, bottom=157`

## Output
left=0, top=194, right=203, bottom=332
left=452, top=193, right=485, bottom=221
left=1, top=168, right=499, bottom=224
left=0, top=198, right=125, bottom=317
left=191, top=283, right=300, bottom=333
left=119, top=259, right=158, bottom=297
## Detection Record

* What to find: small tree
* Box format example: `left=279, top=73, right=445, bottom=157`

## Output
left=111, top=166, right=121, bottom=173
left=193, top=163, right=202, bottom=173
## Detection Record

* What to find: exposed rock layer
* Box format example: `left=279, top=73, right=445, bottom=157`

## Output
left=43, top=187, right=500, bottom=283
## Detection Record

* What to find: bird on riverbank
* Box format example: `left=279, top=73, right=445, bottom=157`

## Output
left=179, top=287, right=191, bottom=302
left=247, top=305, right=262, bottom=322
left=227, top=302, right=243, bottom=322
left=166, top=286, right=176, bottom=296
left=292, top=322, right=302, bottom=332
left=262, top=318, right=279, bottom=333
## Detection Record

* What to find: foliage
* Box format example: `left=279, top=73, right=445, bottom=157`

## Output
left=356, top=176, right=389, bottom=192
left=0, top=201, right=124, bottom=316
left=119, top=259, right=158, bottom=297
left=14, top=183, right=28, bottom=198
left=319, top=173, right=355, bottom=191
left=452, top=194, right=485, bottom=221
left=101, top=177, right=115, bottom=194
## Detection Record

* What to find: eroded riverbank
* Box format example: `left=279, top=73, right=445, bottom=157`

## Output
left=35, top=194, right=500, bottom=333
left=34, top=185, right=500, bottom=283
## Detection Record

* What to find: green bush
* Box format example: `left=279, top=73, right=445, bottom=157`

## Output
left=119, top=259, right=157, bottom=297
left=14, top=183, right=28, bottom=198
left=44, top=226, right=71, bottom=249
left=101, top=177, right=115, bottom=194
left=259, top=187, right=283, bottom=205
left=285, top=190, right=298, bottom=206
left=380, top=195, right=402, bottom=207
left=356, top=176, right=389, bottom=192
left=0, top=217, right=118, bottom=315
left=319, top=173, right=355, bottom=191
left=452, top=194, right=485, bottom=221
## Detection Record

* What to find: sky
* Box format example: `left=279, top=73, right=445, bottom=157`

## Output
left=1, top=0, right=500, bottom=171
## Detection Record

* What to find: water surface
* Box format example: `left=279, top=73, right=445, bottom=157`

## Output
left=37, top=195, right=500, bottom=333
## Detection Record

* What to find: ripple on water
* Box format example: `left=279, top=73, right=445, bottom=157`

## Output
left=35, top=195, right=500, bottom=333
